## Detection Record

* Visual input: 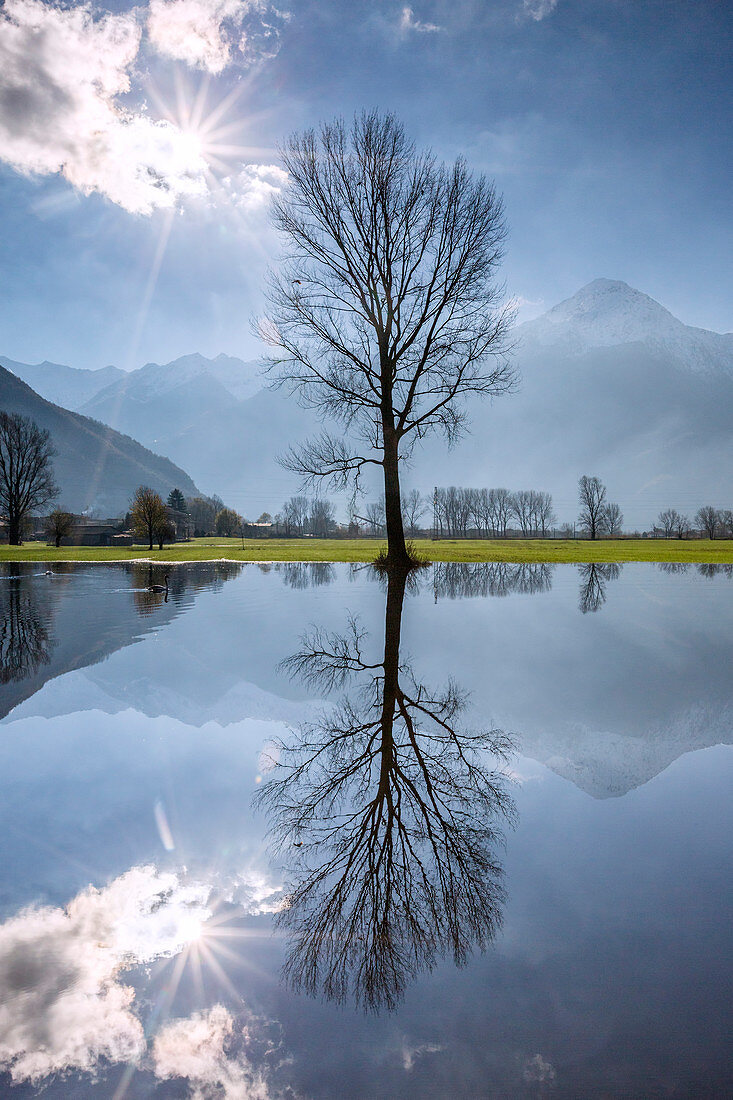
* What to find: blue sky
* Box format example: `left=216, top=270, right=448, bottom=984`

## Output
left=1, top=0, right=731, bottom=370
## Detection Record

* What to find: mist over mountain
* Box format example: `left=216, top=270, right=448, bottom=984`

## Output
left=0, top=357, right=125, bottom=411
left=3, top=282, right=731, bottom=526
left=0, top=366, right=199, bottom=515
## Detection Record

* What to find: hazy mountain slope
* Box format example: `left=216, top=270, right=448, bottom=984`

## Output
left=0, top=366, right=199, bottom=515
left=79, top=353, right=265, bottom=433
left=0, top=356, right=124, bottom=409
left=206, top=280, right=733, bottom=524
left=5, top=281, right=731, bottom=524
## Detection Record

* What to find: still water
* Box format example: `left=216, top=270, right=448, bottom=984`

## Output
left=0, top=561, right=731, bottom=1098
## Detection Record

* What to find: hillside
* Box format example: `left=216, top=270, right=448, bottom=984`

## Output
left=0, top=356, right=125, bottom=410
left=0, top=366, right=199, bottom=515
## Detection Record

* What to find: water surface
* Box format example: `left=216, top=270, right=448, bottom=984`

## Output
left=0, top=561, right=731, bottom=1097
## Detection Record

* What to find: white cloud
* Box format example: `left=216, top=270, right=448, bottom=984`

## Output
left=147, top=0, right=286, bottom=74
left=0, top=864, right=287, bottom=1093
left=0, top=866, right=211, bottom=1083
left=522, top=0, right=559, bottom=20
left=153, top=1005, right=276, bottom=1100
left=0, top=0, right=209, bottom=214
left=399, top=6, right=441, bottom=34
left=0, top=0, right=287, bottom=214
left=227, top=163, right=289, bottom=210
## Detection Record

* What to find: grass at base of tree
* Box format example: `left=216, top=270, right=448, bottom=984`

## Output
left=0, top=537, right=732, bottom=564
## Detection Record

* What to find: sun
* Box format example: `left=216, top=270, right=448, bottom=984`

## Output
left=144, top=69, right=275, bottom=184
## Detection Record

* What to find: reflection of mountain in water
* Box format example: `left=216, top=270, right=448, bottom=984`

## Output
left=0, top=563, right=244, bottom=720
left=259, top=564, right=514, bottom=1011
left=422, top=562, right=733, bottom=798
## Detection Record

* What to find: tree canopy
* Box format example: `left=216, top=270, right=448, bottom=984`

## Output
left=260, top=110, right=515, bottom=567
left=0, top=412, right=59, bottom=545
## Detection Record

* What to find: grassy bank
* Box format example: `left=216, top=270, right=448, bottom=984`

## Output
left=1, top=538, right=732, bottom=564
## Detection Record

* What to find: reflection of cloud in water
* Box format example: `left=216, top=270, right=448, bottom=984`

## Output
left=0, top=866, right=284, bottom=1093
left=400, top=1040, right=444, bottom=1071
left=153, top=1004, right=281, bottom=1100
left=522, top=1052, right=556, bottom=1084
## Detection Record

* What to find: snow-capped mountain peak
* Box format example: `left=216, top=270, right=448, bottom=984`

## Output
left=519, top=278, right=733, bottom=373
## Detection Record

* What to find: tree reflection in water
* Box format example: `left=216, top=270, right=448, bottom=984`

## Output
left=433, top=561, right=554, bottom=600
left=577, top=562, right=622, bottom=614
left=276, top=562, right=336, bottom=589
left=258, top=564, right=515, bottom=1011
left=0, top=575, right=54, bottom=683
left=697, top=563, right=733, bottom=579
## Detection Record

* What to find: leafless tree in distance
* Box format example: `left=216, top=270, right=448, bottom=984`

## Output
left=604, top=502, right=623, bottom=537
left=401, top=489, right=427, bottom=537
left=259, top=111, right=515, bottom=568
left=695, top=505, right=721, bottom=539
left=45, top=509, right=75, bottom=548
left=577, top=476, right=608, bottom=540
left=130, top=486, right=167, bottom=550
left=0, top=413, right=59, bottom=545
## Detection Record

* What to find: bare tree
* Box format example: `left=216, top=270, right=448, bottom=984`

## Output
left=401, top=488, right=427, bottom=537
left=308, top=498, right=336, bottom=537
left=130, top=486, right=167, bottom=550
left=259, top=111, right=515, bottom=569
left=490, top=488, right=513, bottom=538
left=720, top=510, right=733, bottom=539
left=258, top=564, right=514, bottom=1010
left=535, top=491, right=556, bottom=537
left=153, top=515, right=176, bottom=550
left=657, top=508, right=678, bottom=537
left=0, top=413, right=59, bottom=545
left=604, top=502, right=623, bottom=537
left=511, top=490, right=533, bottom=537
left=362, top=499, right=386, bottom=536
left=282, top=495, right=311, bottom=536
left=657, top=507, right=690, bottom=539
left=45, top=508, right=75, bottom=548
left=695, top=505, right=721, bottom=539
left=578, top=476, right=608, bottom=540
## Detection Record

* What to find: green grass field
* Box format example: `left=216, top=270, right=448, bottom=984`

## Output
left=1, top=537, right=732, bottom=564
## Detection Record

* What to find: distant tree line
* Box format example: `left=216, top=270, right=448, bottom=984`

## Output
left=275, top=496, right=337, bottom=538
left=431, top=486, right=556, bottom=538
left=655, top=506, right=733, bottom=540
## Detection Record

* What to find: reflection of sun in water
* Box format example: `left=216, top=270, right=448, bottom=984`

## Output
left=151, top=898, right=271, bottom=1017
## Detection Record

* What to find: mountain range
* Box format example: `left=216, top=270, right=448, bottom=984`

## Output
left=2, top=279, right=731, bottom=527
left=0, top=365, right=199, bottom=515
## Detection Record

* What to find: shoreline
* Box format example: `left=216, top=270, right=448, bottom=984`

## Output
left=0, top=538, right=732, bottom=565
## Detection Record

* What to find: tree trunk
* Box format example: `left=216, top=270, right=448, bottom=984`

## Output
left=55, top=534, right=61, bottom=548
left=378, top=562, right=409, bottom=788
left=8, top=517, right=20, bottom=546
left=382, top=432, right=410, bottom=568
